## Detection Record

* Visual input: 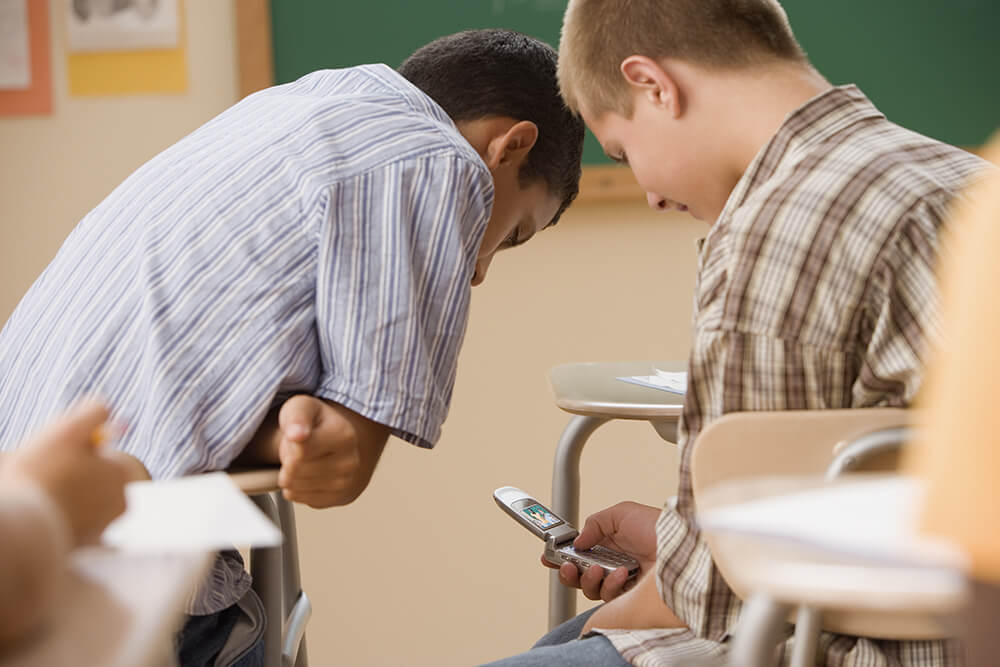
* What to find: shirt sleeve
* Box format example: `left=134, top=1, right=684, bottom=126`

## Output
left=853, top=206, right=945, bottom=407
left=0, top=482, right=71, bottom=647
left=312, top=153, right=492, bottom=447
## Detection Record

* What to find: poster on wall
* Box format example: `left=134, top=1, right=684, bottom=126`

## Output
left=0, top=0, right=52, bottom=116
left=67, top=0, right=179, bottom=52
left=0, top=0, right=31, bottom=89
left=66, top=0, right=188, bottom=96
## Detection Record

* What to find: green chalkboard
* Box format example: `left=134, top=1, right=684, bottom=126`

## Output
left=269, top=0, right=613, bottom=164
left=271, top=1, right=999, bottom=166
left=780, top=0, right=998, bottom=147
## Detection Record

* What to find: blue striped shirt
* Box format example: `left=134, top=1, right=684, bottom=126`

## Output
left=0, top=65, right=493, bottom=611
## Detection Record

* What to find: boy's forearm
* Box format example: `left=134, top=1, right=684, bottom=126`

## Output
left=583, top=571, right=685, bottom=634
left=342, top=426, right=388, bottom=502
left=318, top=399, right=389, bottom=504
left=236, top=396, right=389, bottom=506
left=236, top=407, right=282, bottom=466
left=631, top=571, right=685, bottom=628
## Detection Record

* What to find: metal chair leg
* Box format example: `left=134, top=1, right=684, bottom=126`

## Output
left=276, top=494, right=310, bottom=667
left=251, top=493, right=284, bottom=667
left=788, top=606, right=821, bottom=667
left=729, top=593, right=792, bottom=667
left=650, top=419, right=678, bottom=443
left=549, top=415, right=609, bottom=630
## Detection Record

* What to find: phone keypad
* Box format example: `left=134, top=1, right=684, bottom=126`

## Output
left=557, top=544, right=637, bottom=571
left=589, top=545, right=635, bottom=566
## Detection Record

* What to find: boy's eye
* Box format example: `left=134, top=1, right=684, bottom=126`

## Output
left=616, top=152, right=629, bottom=166
left=504, top=230, right=521, bottom=248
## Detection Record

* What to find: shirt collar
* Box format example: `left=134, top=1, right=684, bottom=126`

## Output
left=715, top=84, right=885, bottom=224
left=356, top=64, right=457, bottom=130
left=745, top=84, right=885, bottom=193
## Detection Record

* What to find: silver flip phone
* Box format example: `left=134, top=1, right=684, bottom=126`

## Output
left=493, top=486, right=640, bottom=580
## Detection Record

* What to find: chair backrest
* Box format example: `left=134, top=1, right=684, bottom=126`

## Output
left=690, top=408, right=956, bottom=640
left=691, top=408, right=909, bottom=495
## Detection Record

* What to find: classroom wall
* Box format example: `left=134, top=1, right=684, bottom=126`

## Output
left=0, top=2, right=696, bottom=664
left=0, top=1, right=240, bottom=318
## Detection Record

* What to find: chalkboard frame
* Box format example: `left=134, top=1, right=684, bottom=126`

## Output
left=232, top=0, right=641, bottom=205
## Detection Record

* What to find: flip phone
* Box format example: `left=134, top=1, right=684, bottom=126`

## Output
left=493, top=486, right=640, bottom=580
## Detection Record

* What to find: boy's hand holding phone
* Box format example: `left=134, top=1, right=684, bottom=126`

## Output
left=551, top=501, right=660, bottom=602
left=494, top=487, right=647, bottom=602
left=276, top=395, right=388, bottom=508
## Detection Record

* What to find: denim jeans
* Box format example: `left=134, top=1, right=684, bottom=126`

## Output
left=477, top=606, right=631, bottom=667
left=175, top=603, right=264, bottom=667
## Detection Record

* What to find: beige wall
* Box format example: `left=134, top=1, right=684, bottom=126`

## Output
left=0, top=0, right=239, bottom=318
left=0, top=2, right=703, bottom=664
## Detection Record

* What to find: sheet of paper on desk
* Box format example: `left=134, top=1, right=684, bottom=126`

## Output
left=616, top=371, right=687, bottom=394
left=698, top=476, right=967, bottom=570
left=102, top=472, right=283, bottom=551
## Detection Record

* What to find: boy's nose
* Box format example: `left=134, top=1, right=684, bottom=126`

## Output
left=646, top=192, right=669, bottom=211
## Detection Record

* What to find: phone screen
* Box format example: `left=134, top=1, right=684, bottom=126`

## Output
left=521, top=503, right=563, bottom=530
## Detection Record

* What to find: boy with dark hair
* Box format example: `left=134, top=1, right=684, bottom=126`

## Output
left=0, top=28, right=583, bottom=666
left=482, top=1, right=990, bottom=666
left=399, top=29, right=582, bottom=229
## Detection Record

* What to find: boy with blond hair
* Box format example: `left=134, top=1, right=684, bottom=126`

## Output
left=483, top=1, right=990, bottom=665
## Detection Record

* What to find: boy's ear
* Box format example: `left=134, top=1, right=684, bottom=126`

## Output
left=484, top=120, right=539, bottom=171
left=620, top=56, right=683, bottom=118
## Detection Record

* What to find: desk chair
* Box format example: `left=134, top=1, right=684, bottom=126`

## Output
left=228, top=468, right=311, bottom=667
left=547, top=361, right=685, bottom=628
left=699, top=475, right=967, bottom=667
left=690, top=409, right=963, bottom=667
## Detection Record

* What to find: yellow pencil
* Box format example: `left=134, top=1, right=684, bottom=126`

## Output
left=89, top=422, right=124, bottom=449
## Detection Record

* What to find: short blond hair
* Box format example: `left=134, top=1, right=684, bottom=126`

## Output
left=558, top=0, right=806, bottom=117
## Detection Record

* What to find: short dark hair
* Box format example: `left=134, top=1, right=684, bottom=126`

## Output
left=399, top=29, right=585, bottom=226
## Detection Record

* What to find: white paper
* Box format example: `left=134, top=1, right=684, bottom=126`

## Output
left=616, top=371, right=687, bottom=394
left=102, top=472, right=283, bottom=552
left=67, top=0, right=179, bottom=53
left=699, top=477, right=966, bottom=570
left=0, top=0, right=31, bottom=90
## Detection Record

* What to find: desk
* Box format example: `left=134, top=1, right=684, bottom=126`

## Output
left=2, top=548, right=211, bottom=667
left=547, top=361, right=685, bottom=628
left=699, top=476, right=967, bottom=667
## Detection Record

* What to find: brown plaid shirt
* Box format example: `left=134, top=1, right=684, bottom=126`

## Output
left=600, top=86, right=989, bottom=666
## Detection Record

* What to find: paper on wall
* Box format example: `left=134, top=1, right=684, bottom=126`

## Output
left=0, top=0, right=31, bottom=89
